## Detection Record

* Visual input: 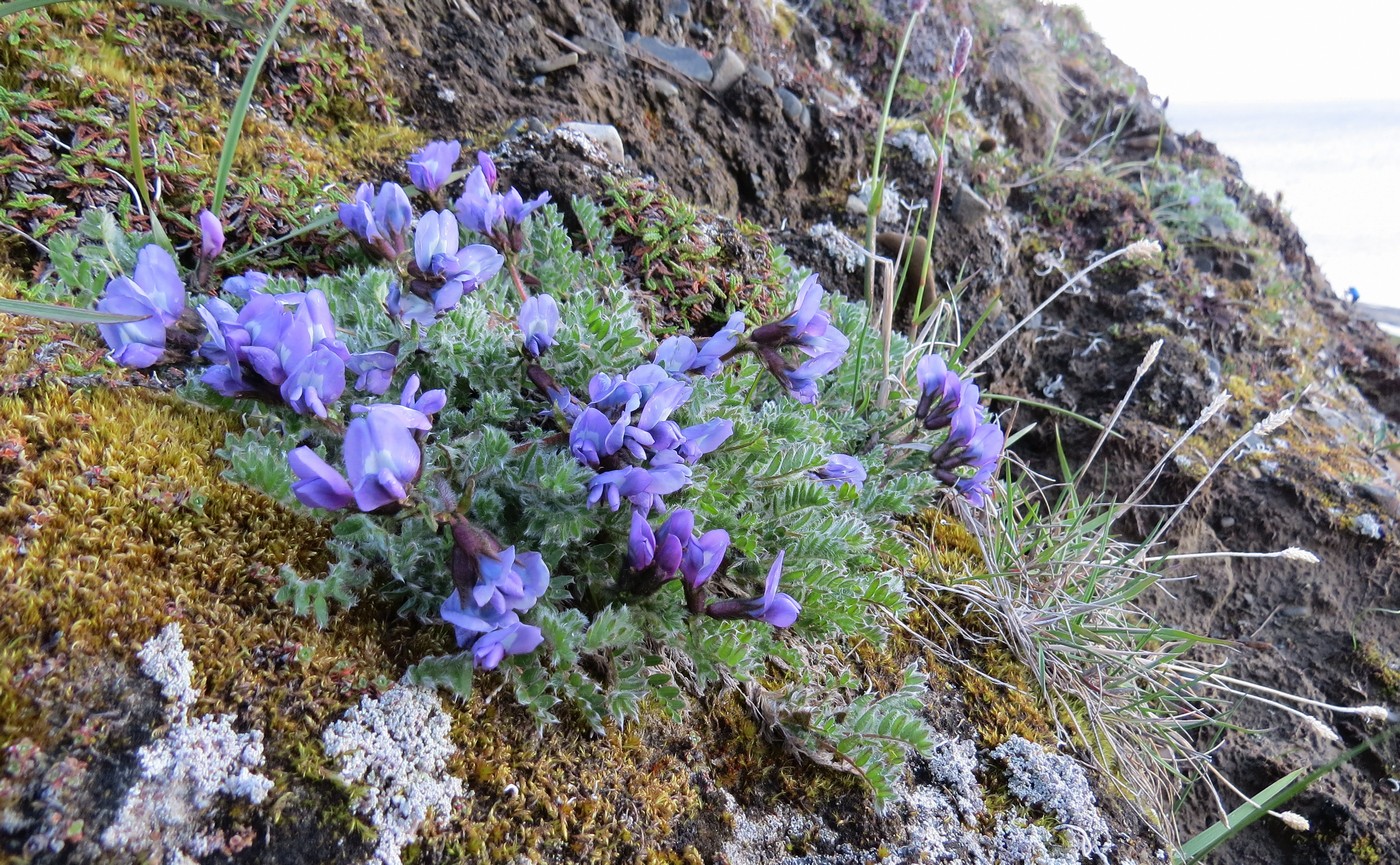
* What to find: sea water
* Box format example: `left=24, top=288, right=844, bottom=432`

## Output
left=1168, top=100, right=1400, bottom=311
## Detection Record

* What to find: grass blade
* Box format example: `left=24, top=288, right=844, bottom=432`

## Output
left=212, top=0, right=301, bottom=213
left=222, top=210, right=339, bottom=267
left=1177, top=722, right=1400, bottom=863
left=0, top=298, right=147, bottom=324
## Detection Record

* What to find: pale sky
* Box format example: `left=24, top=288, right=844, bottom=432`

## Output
left=1058, top=1, right=1400, bottom=105
left=1053, top=2, right=1400, bottom=309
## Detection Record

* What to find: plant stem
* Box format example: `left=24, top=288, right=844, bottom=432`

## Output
left=505, top=253, right=529, bottom=302
left=861, top=7, right=922, bottom=319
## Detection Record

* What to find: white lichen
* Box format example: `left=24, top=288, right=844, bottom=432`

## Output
left=321, top=683, right=464, bottom=865
left=888, top=128, right=938, bottom=169
left=926, top=737, right=984, bottom=821
left=992, top=736, right=1114, bottom=863
left=1351, top=512, right=1384, bottom=540
left=808, top=221, right=867, bottom=274
left=102, top=624, right=272, bottom=863
left=136, top=621, right=196, bottom=713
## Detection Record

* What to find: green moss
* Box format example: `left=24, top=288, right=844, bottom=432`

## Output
left=1357, top=643, right=1400, bottom=699
left=602, top=177, right=787, bottom=332
left=1353, top=835, right=1383, bottom=865
left=0, top=1, right=416, bottom=276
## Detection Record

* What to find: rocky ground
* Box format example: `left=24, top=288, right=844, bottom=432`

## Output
left=1, top=1, right=1397, bottom=863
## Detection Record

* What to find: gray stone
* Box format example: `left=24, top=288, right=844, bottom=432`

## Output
left=627, top=33, right=713, bottom=83
left=557, top=122, right=625, bottom=164
left=506, top=117, right=549, bottom=138
left=572, top=7, right=625, bottom=61
left=777, top=88, right=803, bottom=124
left=748, top=65, right=774, bottom=88
left=949, top=183, right=993, bottom=224
left=648, top=76, right=681, bottom=100
left=664, top=0, right=690, bottom=19
left=533, top=53, right=579, bottom=74
left=709, top=47, right=746, bottom=94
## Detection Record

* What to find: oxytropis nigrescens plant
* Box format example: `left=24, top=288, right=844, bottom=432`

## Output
left=69, top=140, right=1004, bottom=807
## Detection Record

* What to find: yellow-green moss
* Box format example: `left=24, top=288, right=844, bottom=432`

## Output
left=0, top=382, right=839, bottom=861
left=1353, top=835, right=1383, bottom=865
left=1357, top=642, right=1400, bottom=700
left=0, top=1, right=418, bottom=273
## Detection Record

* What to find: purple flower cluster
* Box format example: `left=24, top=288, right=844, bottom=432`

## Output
left=749, top=274, right=850, bottom=403
left=454, top=152, right=551, bottom=252
left=340, top=182, right=413, bottom=261
left=96, top=245, right=186, bottom=368
left=198, top=288, right=354, bottom=418
left=440, top=517, right=547, bottom=669
left=626, top=510, right=799, bottom=627
left=566, top=364, right=733, bottom=513
left=626, top=508, right=728, bottom=594
left=652, top=312, right=747, bottom=378
left=287, top=375, right=445, bottom=512
left=388, top=209, right=504, bottom=325
left=915, top=354, right=1004, bottom=507
left=406, top=140, right=461, bottom=200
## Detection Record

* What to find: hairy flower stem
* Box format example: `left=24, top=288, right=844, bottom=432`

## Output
left=505, top=254, right=530, bottom=302
left=861, top=6, right=922, bottom=320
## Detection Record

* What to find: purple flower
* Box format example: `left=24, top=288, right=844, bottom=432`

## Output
left=281, top=344, right=346, bottom=418
left=915, top=353, right=976, bottom=430
left=340, top=182, right=413, bottom=260
left=627, top=508, right=658, bottom=572
left=222, top=270, right=269, bottom=300
left=587, top=373, right=640, bottom=413
left=750, top=274, right=846, bottom=358
left=570, top=407, right=627, bottom=468
left=348, top=351, right=397, bottom=395
left=129, top=245, right=186, bottom=324
left=587, top=454, right=692, bottom=513
left=287, top=446, right=354, bottom=510
left=681, top=527, right=728, bottom=590
left=705, top=550, right=800, bottom=628
left=692, top=312, right=746, bottom=377
left=624, top=378, right=692, bottom=460
left=468, top=545, right=550, bottom=618
left=209, top=288, right=349, bottom=417
left=676, top=418, right=733, bottom=463
left=439, top=597, right=544, bottom=670
left=502, top=186, right=550, bottom=226
left=391, top=212, right=504, bottom=325
left=96, top=245, right=186, bottom=368
left=628, top=508, right=692, bottom=583
left=406, top=139, right=461, bottom=198
left=519, top=293, right=560, bottom=357
left=453, top=151, right=550, bottom=249
left=440, top=525, right=550, bottom=670
left=783, top=351, right=845, bottom=404
left=813, top=454, right=866, bottom=491
left=469, top=616, right=544, bottom=670
left=927, top=401, right=1004, bottom=507
left=400, top=373, right=447, bottom=415
left=341, top=401, right=432, bottom=511
left=198, top=209, right=224, bottom=259
left=653, top=335, right=698, bottom=376
left=96, top=283, right=168, bottom=368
